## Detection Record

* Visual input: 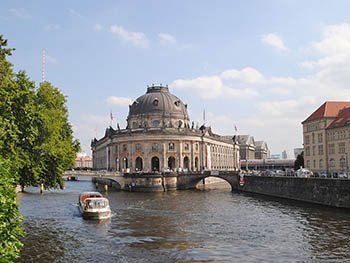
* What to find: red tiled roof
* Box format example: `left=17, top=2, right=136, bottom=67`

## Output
left=302, top=101, right=350, bottom=123
left=327, top=107, right=350, bottom=129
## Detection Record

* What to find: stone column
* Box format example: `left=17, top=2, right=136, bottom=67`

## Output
left=191, top=142, right=194, bottom=171
left=144, top=141, right=150, bottom=172
left=128, top=142, right=133, bottom=171
left=178, top=140, right=183, bottom=169
left=117, top=143, right=121, bottom=172
left=162, top=141, right=167, bottom=171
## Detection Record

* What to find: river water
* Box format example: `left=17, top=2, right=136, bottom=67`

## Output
left=17, top=176, right=350, bottom=263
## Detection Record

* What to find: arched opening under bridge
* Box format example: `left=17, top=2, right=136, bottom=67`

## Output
left=196, top=176, right=232, bottom=191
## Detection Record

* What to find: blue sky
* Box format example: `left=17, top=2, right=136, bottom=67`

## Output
left=3, top=1, right=350, bottom=157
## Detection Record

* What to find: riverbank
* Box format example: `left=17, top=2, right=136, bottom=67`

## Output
left=236, top=175, right=350, bottom=208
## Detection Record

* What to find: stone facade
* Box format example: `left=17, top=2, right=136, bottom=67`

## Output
left=302, top=101, right=350, bottom=175
left=91, top=85, right=240, bottom=173
left=237, top=135, right=268, bottom=161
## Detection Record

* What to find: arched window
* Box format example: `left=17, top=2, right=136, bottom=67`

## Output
left=183, top=156, right=189, bottom=170
left=151, top=156, right=160, bottom=172
left=195, top=157, right=199, bottom=171
left=168, top=156, right=175, bottom=170
left=135, top=157, right=143, bottom=171
left=123, top=158, right=128, bottom=169
left=330, top=158, right=335, bottom=168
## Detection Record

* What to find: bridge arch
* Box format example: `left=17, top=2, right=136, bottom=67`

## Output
left=177, top=172, right=239, bottom=191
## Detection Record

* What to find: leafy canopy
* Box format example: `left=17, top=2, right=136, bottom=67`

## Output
left=0, top=34, right=80, bottom=261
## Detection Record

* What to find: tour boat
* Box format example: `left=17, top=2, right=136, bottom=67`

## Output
left=78, top=192, right=111, bottom=220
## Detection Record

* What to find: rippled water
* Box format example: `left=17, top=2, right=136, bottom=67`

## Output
left=17, top=177, right=350, bottom=262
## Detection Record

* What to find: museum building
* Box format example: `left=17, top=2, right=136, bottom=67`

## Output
left=91, top=85, right=240, bottom=173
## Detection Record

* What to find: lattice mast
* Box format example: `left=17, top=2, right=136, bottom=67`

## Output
left=42, top=48, right=46, bottom=82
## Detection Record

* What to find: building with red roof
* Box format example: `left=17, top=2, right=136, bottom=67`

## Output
left=302, top=101, right=350, bottom=176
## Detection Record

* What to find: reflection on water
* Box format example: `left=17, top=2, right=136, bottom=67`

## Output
left=17, top=177, right=350, bottom=263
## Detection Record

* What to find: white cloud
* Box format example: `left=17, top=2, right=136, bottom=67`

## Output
left=171, top=76, right=223, bottom=99
left=313, top=23, right=350, bottom=54
left=223, top=87, right=259, bottom=98
left=170, top=23, right=350, bottom=155
left=221, top=67, right=266, bottom=84
left=261, top=33, right=288, bottom=51
left=68, top=8, right=83, bottom=18
left=45, top=24, right=61, bottom=31
left=106, top=96, right=133, bottom=107
left=93, top=24, right=103, bottom=32
left=110, top=25, right=149, bottom=48
left=46, top=55, right=58, bottom=64
left=9, top=8, right=31, bottom=19
left=158, top=33, right=176, bottom=45
left=302, top=23, right=350, bottom=69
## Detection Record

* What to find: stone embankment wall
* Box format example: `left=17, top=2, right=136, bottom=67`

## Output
left=236, top=175, right=350, bottom=208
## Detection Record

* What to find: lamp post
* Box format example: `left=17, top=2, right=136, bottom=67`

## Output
left=346, top=152, right=349, bottom=177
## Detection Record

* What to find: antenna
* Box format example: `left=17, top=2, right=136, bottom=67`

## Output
left=42, top=48, right=46, bottom=82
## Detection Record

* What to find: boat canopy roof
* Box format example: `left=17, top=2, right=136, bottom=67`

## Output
left=79, top=192, right=103, bottom=202
left=84, top=197, right=109, bottom=203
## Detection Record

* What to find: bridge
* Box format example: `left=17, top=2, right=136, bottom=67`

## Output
left=64, top=170, right=350, bottom=208
left=65, top=170, right=241, bottom=192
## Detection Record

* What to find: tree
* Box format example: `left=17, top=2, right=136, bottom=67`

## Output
left=294, top=151, right=304, bottom=170
left=33, top=82, right=80, bottom=189
left=0, top=35, right=80, bottom=189
left=0, top=158, right=24, bottom=262
left=0, top=34, right=80, bottom=259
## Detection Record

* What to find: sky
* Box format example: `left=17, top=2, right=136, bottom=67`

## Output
left=3, top=1, right=350, bottom=158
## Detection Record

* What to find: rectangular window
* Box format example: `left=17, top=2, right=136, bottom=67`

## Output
left=318, top=145, right=323, bottom=155
left=318, top=133, right=323, bottom=143
left=184, top=143, right=189, bottom=150
left=329, top=144, right=335, bottom=154
left=339, top=142, right=345, bottom=153
left=169, top=143, right=175, bottom=150
left=135, top=143, right=142, bottom=151
left=305, top=146, right=310, bottom=156
left=195, top=144, right=199, bottom=151
left=123, top=144, right=127, bottom=152
left=305, top=135, right=310, bottom=145
left=152, top=143, right=158, bottom=151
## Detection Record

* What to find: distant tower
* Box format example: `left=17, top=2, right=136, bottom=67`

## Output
left=282, top=150, right=288, bottom=159
left=42, top=48, right=46, bottom=82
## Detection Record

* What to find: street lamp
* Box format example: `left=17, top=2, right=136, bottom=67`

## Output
left=346, top=152, right=349, bottom=177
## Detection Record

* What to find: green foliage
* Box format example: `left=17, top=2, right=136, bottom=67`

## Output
left=34, top=82, right=80, bottom=189
left=0, top=158, right=24, bottom=262
left=0, top=34, right=80, bottom=261
left=294, top=151, right=304, bottom=170
left=0, top=35, right=80, bottom=189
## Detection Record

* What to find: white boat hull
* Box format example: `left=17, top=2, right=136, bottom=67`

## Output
left=79, top=207, right=111, bottom=220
